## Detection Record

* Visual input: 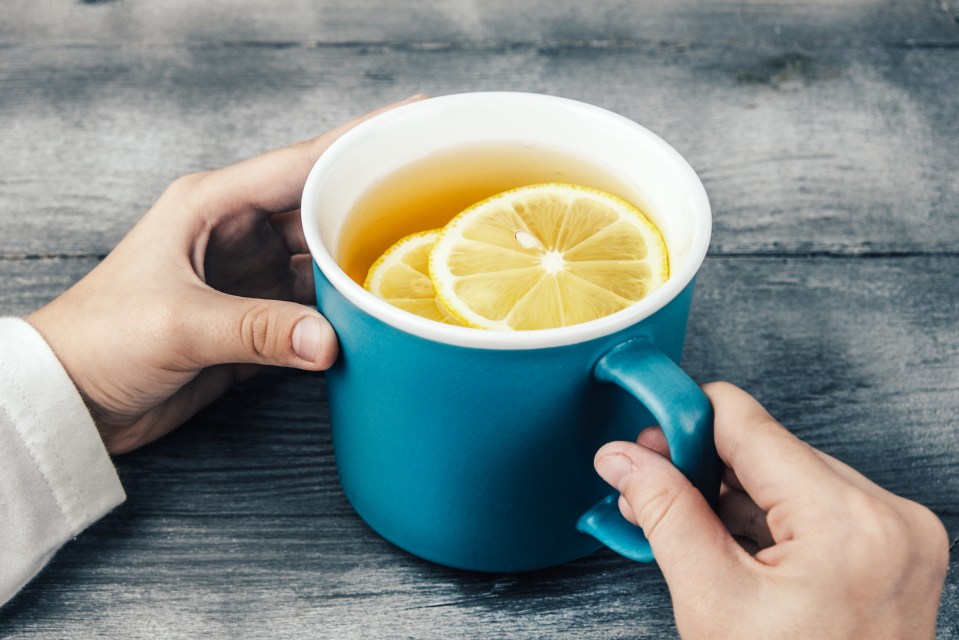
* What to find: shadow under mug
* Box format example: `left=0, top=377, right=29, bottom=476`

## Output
left=301, top=92, right=720, bottom=572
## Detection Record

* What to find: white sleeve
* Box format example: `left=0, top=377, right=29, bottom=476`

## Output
left=0, top=317, right=125, bottom=607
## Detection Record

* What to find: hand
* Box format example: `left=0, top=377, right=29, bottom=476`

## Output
left=594, top=381, right=949, bottom=639
left=27, top=95, right=424, bottom=455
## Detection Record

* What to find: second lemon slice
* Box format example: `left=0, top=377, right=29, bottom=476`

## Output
left=364, top=230, right=463, bottom=325
left=429, top=183, right=669, bottom=330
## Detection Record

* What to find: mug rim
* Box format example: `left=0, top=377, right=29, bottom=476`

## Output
left=302, top=92, right=711, bottom=350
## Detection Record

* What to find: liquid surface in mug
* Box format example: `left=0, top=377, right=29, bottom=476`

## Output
left=337, top=142, right=669, bottom=330
left=337, top=142, right=651, bottom=285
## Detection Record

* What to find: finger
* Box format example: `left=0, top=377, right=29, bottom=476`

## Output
left=733, top=535, right=762, bottom=556
left=202, top=94, right=427, bottom=216
left=723, top=466, right=746, bottom=492
left=270, top=209, right=309, bottom=255
left=110, top=365, right=238, bottom=454
left=183, top=287, right=338, bottom=370
left=618, top=426, right=669, bottom=526
left=291, top=253, right=317, bottom=305
left=636, top=425, right=669, bottom=457
left=595, top=441, right=750, bottom=598
left=618, top=494, right=638, bottom=525
left=718, top=485, right=775, bottom=549
left=702, top=381, right=848, bottom=515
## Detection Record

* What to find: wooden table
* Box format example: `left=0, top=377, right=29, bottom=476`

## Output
left=1, top=1, right=957, bottom=637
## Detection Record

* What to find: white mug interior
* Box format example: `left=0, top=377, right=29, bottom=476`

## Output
left=301, top=92, right=711, bottom=350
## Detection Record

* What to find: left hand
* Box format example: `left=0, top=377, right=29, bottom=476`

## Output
left=27, top=95, right=424, bottom=454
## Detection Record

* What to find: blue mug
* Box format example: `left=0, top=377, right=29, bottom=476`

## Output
left=301, top=93, right=719, bottom=572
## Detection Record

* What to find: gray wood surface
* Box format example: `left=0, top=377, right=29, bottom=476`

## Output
left=3, top=0, right=958, bottom=45
left=0, top=1, right=957, bottom=638
left=1, top=43, right=957, bottom=256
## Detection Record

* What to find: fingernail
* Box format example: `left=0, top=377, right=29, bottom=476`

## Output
left=292, top=315, right=325, bottom=362
left=595, top=454, right=636, bottom=491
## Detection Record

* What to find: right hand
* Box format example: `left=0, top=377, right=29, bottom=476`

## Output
left=594, top=381, right=949, bottom=639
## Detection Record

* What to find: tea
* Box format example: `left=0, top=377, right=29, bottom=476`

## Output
left=337, top=142, right=651, bottom=285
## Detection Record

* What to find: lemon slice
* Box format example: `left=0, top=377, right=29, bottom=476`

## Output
left=364, top=229, right=463, bottom=325
left=429, top=183, right=668, bottom=330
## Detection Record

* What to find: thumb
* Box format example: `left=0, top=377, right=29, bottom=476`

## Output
left=594, top=441, right=746, bottom=596
left=184, top=291, right=338, bottom=370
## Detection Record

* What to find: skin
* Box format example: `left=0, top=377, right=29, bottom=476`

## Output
left=21, top=96, right=948, bottom=636
left=27, top=95, right=424, bottom=454
left=595, top=381, right=950, bottom=639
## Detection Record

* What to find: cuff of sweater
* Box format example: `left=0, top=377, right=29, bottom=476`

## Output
left=0, top=318, right=125, bottom=535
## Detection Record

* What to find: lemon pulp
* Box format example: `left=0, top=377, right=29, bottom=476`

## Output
left=364, top=230, right=464, bottom=325
left=428, top=183, right=668, bottom=330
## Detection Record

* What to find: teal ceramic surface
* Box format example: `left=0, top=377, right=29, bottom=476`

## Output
left=302, top=93, right=719, bottom=571
left=315, top=267, right=718, bottom=570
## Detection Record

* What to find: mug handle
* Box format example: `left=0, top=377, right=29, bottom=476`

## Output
left=575, top=338, right=722, bottom=562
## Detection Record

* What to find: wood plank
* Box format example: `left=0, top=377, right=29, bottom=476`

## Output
left=1, top=0, right=957, bottom=46
left=0, top=44, right=956, bottom=256
left=1, top=255, right=956, bottom=516
left=3, top=2, right=955, bottom=635
left=0, top=254, right=955, bottom=636
left=689, top=257, right=959, bottom=528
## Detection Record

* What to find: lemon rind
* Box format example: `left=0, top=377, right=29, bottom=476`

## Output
left=429, top=183, right=668, bottom=331
left=363, top=229, right=442, bottom=293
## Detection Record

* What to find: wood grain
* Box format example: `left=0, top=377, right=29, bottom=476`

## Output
left=2, top=0, right=957, bottom=46
left=0, top=255, right=956, bottom=637
left=1, top=0, right=956, bottom=636
left=0, top=44, right=956, bottom=256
